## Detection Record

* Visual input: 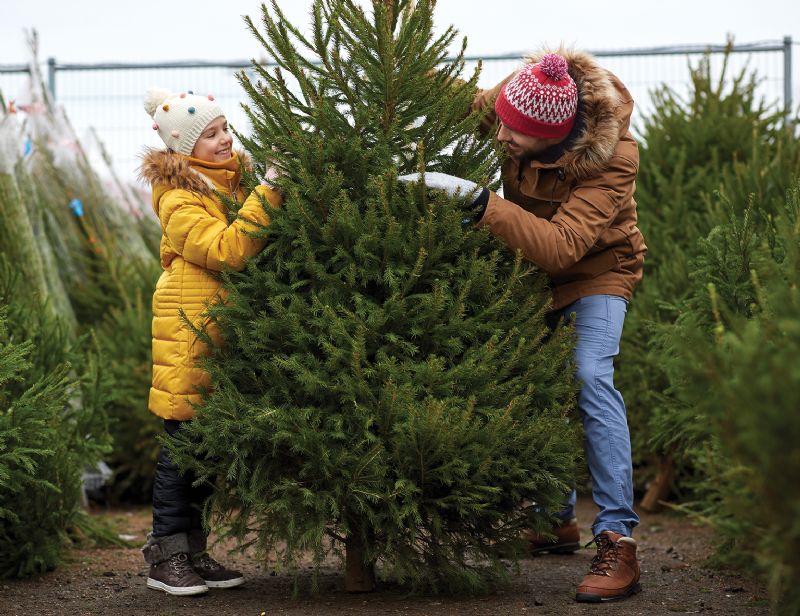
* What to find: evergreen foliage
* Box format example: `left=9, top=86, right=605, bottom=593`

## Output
left=0, top=261, right=113, bottom=578
left=617, top=48, right=800, bottom=483
left=168, top=0, right=581, bottom=593
left=616, top=46, right=800, bottom=612
left=92, top=260, right=161, bottom=503
left=659, top=186, right=800, bottom=614
left=1, top=81, right=162, bottom=504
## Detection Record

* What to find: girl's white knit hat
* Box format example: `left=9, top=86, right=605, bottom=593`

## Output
left=144, top=87, right=224, bottom=156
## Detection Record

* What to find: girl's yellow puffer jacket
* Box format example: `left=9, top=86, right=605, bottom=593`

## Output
left=139, top=148, right=281, bottom=420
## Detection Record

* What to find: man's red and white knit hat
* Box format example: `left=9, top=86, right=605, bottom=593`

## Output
left=494, top=53, right=578, bottom=139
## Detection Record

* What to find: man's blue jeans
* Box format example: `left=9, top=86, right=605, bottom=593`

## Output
left=555, top=294, right=639, bottom=537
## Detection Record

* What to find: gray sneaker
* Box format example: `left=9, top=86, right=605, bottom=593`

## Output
left=192, top=553, right=245, bottom=588
left=146, top=552, right=208, bottom=596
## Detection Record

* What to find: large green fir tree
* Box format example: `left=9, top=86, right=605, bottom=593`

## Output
left=170, top=0, right=580, bottom=593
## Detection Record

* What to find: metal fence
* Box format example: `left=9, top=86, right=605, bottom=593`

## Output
left=0, top=38, right=795, bottom=181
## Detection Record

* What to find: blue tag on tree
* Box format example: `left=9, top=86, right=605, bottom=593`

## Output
left=69, top=198, right=84, bottom=217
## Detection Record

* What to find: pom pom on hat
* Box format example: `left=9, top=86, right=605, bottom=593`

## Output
left=143, top=86, right=225, bottom=156
left=538, top=53, right=569, bottom=81
left=144, top=86, right=174, bottom=117
left=494, top=53, right=578, bottom=140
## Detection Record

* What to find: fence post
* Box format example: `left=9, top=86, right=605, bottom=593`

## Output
left=783, top=36, right=792, bottom=117
left=47, top=57, right=56, bottom=100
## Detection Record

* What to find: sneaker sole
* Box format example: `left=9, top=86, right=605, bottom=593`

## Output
left=575, top=582, right=642, bottom=603
left=205, top=577, right=246, bottom=589
left=530, top=541, right=581, bottom=556
left=146, top=578, right=208, bottom=596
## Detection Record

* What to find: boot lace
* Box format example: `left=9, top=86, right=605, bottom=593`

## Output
left=168, top=552, right=195, bottom=575
left=194, top=553, right=223, bottom=572
left=585, top=533, right=619, bottom=576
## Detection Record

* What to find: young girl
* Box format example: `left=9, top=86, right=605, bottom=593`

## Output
left=138, top=87, right=281, bottom=596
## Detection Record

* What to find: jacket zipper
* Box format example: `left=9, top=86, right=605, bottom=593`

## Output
left=227, top=179, right=239, bottom=205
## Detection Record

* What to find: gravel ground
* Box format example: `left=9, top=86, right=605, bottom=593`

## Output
left=0, top=497, right=768, bottom=616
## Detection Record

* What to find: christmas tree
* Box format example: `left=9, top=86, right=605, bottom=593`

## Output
left=169, top=0, right=580, bottom=593
left=617, top=48, right=800, bottom=503
left=612, top=47, right=800, bottom=611
left=1, top=53, right=162, bottom=503
left=0, top=260, right=114, bottom=577
left=655, top=186, right=800, bottom=614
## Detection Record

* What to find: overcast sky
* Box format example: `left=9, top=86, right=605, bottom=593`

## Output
left=2, top=0, right=798, bottom=64
left=3, top=0, right=798, bottom=181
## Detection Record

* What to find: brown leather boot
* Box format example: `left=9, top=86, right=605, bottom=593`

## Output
left=523, top=517, right=581, bottom=555
left=575, top=531, right=641, bottom=602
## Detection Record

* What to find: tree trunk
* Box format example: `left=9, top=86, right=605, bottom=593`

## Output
left=640, top=454, right=675, bottom=513
left=344, top=532, right=376, bottom=593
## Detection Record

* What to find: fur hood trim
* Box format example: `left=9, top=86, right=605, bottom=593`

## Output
left=138, top=148, right=253, bottom=196
left=526, top=49, right=632, bottom=179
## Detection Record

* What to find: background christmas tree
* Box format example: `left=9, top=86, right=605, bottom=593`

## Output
left=613, top=46, right=800, bottom=613
left=1, top=67, right=154, bottom=575
left=1, top=43, right=163, bottom=505
left=646, top=186, right=800, bottom=615
left=169, top=0, right=581, bottom=593
left=0, top=259, right=116, bottom=578
left=616, top=47, right=800, bottom=499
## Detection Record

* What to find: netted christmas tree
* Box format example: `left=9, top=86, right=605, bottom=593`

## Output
left=169, top=0, right=580, bottom=593
left=0, top=34, right=163, bottom=503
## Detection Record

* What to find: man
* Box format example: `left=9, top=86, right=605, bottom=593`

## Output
left=400, top=50, right=646, bottom=603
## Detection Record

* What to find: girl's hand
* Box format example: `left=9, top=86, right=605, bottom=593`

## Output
left=261, top=164, right=281, bottom=186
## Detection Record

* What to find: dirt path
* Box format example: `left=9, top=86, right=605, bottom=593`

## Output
left=0, top=497, right=768, bottom=616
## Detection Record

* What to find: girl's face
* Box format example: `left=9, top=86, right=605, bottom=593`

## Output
left=191, top=116, right=233, bottom=162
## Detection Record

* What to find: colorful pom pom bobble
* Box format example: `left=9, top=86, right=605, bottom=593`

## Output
left=171, top=130, right=179, bottom=138
left=188, top=90, right=194, bottom=94
left=162, top=104, right=169, bottom=112
left=207, top=94, right=215, bottom=101
left=188, top=106, right=196, bottom=114
left=152, top=123, right=159, bottom=130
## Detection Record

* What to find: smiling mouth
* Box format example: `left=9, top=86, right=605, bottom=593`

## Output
left=216, top=148, right=231, bottom=156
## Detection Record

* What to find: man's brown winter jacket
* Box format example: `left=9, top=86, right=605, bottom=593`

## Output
left=474, top=50, right=647, bottom=310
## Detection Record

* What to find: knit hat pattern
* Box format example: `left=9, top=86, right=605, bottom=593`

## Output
left=144, top=87, right=224, bottom=156
left=495, top=54, right=578, bottom=139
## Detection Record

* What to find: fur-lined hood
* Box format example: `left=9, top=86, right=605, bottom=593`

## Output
left=138, top=147, right=253, bottom=198
left=526, top=49, right=634, bottom=180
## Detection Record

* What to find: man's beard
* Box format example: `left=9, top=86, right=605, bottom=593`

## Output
left=505, top=144, right=534, bottom=165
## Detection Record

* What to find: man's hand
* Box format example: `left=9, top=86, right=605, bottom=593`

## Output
left=397, top=171, right=480, bottom=199
left=398, top=171, right=491, bottom=223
